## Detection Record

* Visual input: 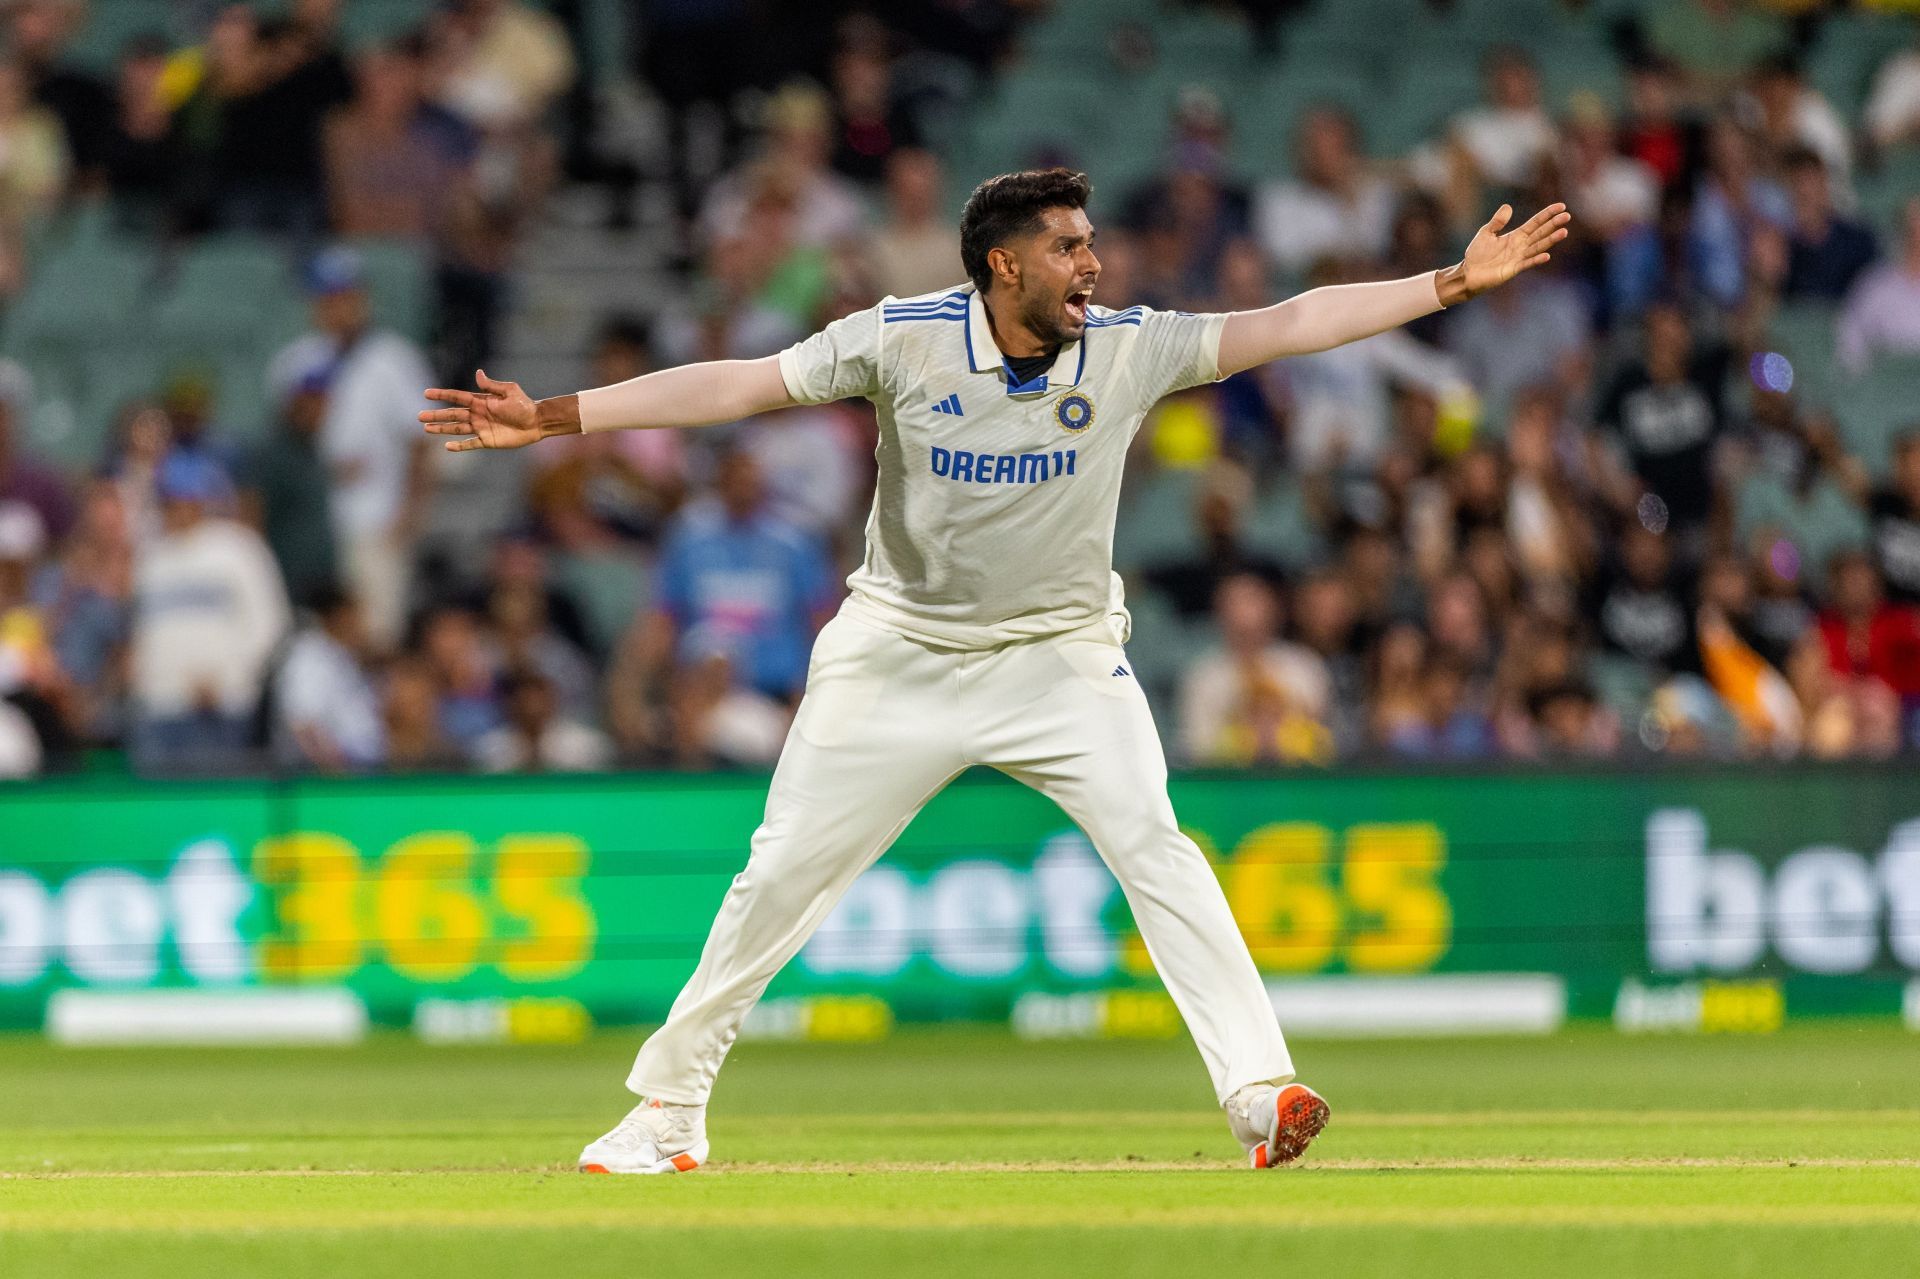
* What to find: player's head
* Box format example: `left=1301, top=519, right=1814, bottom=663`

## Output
left=960, top=167, right=1099, bottom=346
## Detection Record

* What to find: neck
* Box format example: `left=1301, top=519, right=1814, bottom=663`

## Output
left=981, top=289, right=1053, bottom=359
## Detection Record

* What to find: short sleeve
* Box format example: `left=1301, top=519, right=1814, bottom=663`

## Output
left=777, top=304, right=883, bottom=405
left=1131, top=308, right=1230, bottom=401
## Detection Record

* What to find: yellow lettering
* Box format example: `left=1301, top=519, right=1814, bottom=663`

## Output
left=254, top=832, right=363, bottom=981
left=1225, top=823, right=1340, bottom=972
left=1342, top=823, right=1451, bottom=972
left=493, top=835, right=595, bottom=981
left=375, top=833, right=487, bottom=982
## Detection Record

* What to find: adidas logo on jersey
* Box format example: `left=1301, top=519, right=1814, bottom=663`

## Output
left=929, top=393, right=964, bottom=416
left=1112, top=665, right=1131, bottom=678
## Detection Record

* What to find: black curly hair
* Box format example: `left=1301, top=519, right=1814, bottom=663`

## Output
left=958, top=168, right=1093, bottom=293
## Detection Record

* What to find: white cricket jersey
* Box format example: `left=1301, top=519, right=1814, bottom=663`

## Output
left=777, top=284, right=1227, bottom=649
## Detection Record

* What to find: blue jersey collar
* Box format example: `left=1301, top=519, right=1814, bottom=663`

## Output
left=964, top=287, right=1085, bottom=395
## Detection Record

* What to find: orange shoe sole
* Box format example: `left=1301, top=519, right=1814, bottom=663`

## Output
left=1249, top=1084, right=1330, bottom=1169
left=578, top=1152, right=701, bottom=1175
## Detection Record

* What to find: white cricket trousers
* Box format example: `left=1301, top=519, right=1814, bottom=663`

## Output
left=627, top=608, right=1294, bottom=1106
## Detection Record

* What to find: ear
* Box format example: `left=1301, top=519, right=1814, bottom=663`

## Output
left=987, top=244, right=1019, bottom=289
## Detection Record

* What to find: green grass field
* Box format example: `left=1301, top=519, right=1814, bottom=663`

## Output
left=2, top=1023, right=1917, bottom=1277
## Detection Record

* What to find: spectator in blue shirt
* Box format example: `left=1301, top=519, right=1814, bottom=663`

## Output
left=610, top=447, right=837, bottom=755
left=1779, top=147, right=1877, bottom=303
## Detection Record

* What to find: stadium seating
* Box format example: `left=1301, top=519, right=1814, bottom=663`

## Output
left=1832, top=354, right=1920, bottom=476
left=1808, top=10, right=1917, bottom=118
left=1764, top=301, right=1843, bottom=409
left=553, top=548, right=653, bottom=658
left=1243, top=476, right=1326, bottom=571
left=63, top=0, right=178, bottom=71
left=1, top=221, right=433, bottom=461
left=1585, top=650, right=1656, bottom=725
left=1856, top=148, right=1920, bottom=230
left=1114, top=584, right=1209, bottom=704
left=1233, top=63, right=1382, bottom=177
left=1112, top=466, right=1203, bottom=569
left=150, top=238, right=292, bottom=348
left=334, top=0, right=435, bottom=50
left=342, top=237, right=435, bottom=346
left=2, top=236, right=157, bottom=463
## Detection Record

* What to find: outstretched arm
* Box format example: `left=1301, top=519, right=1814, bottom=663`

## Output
left=419, top=355, right=794, bottom=452
left=1216, top=202, right=1571, bottom=377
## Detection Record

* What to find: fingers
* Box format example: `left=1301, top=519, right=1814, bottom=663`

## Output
left=445, top=437, right=486, bottom=452
left=1529, top=225, right=1571, bottom=254
left=1486, top=203, right=1513, bottom=233
left=1518, top=207, right=1573, bottom=255
left=1517, top=202, right=1568, bottom=235
left=474, top=368, right=517, bottom=396
left=418, top=407, right=471, bottom=427
left=422, top=387, right=474, bottom=407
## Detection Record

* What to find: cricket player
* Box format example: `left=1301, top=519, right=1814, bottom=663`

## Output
left=421, top=169, right=1570, bottom=1174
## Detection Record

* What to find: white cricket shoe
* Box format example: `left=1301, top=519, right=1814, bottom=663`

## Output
left=1225, top=1082, right=1330, bottom=1169
left=578, top=1098, right=709, bottom=1174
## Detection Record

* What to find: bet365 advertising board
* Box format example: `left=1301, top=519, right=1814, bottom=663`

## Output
left=2, top=767, right=1917, bottom=1035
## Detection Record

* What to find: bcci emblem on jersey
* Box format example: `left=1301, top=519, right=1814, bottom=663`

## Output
left=1054, top=393, right=1094, bottom=434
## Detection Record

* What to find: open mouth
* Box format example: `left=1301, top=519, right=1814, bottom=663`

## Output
left=1064, top=288, right=1091, bottom=325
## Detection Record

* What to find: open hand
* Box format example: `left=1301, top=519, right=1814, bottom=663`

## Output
left=419, top=370, right=541, bottom=451
left=1458, top=202, right=1572, bottom=301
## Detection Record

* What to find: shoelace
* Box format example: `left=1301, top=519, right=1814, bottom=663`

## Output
left=600, top=1105, right=677, bottom=1152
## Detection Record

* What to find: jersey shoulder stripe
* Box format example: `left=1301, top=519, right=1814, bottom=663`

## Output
left=882, top=306, right=966, bottom=323
left=886, top=293, right=966, bottom=306
left=885, top=298, right=966, bottom=313
left=882, top=288, right=968, bottom=317
left=1085, top=305, right=1143, bottom=328
left=887, top=286, right=967, bottom=305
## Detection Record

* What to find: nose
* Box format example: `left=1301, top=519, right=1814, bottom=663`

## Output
left=1079, top=244, right=1100, bottom=279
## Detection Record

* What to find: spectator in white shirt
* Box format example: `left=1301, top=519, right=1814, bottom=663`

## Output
left=268, top=247, right=435, bottom=654
left=0, top=501, right=48, bottom=775
left=432, top=0, right=576, bottom=130
left=1562, top=94, right=1659, bottom=244
left=1450, top=46, right=1558, bottom=189
left=663, top=626, right=792, bottom=768
left=0, top=697, right=36, bottom=776
left=1746, top=55, right=1854, bottom=201
left=274, top=587, right=384, bottom=771
left=1443, top=268, right=1593, bottom=416
left=131, top=452, right=291, bottom=771
left=1279, top=262, right=1473, bottom=475
left=1865, top=37, right=1920, bottom=152
left=697, top=81, right=866, bottom=251
left=1838, top=196, right=1920, bottom=374
left=1253, top=106, right=1396, bottom=277
left=475, top=667, right=612, bottom=773
left=1178, top=573, right=1334, bottom=767
left=866, top=148, right=963, bottom=300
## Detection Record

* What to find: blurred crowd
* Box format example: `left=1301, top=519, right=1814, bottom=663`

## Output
left=0, top=0, right=572, bottom=379
left=1, top=0, right=1919, bottom=777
